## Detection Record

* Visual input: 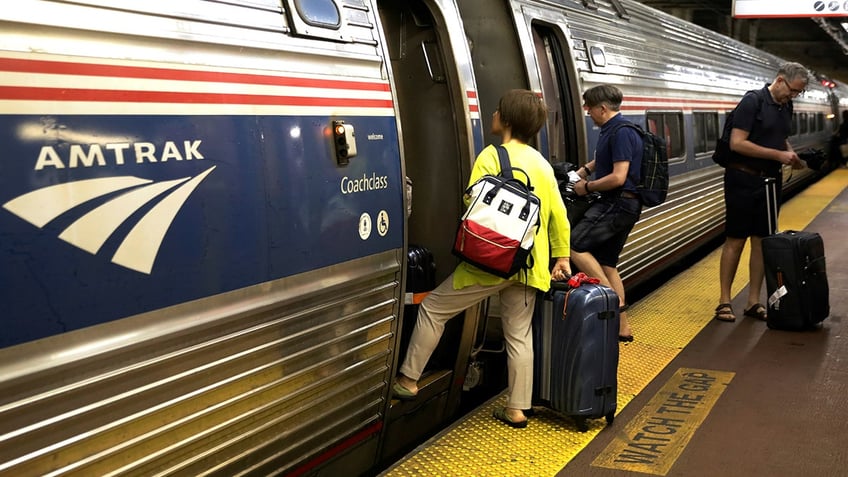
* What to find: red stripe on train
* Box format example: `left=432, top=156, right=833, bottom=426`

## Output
left=0, top=58, right=391, bottom=92
left=0, top=86, right=394, bottom=108
left=628, top=96, right=738, bottom=106
left=287, top=421, right=383, bottom=477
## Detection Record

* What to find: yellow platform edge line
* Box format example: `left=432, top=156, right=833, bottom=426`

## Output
left=384, top=170, right=848, bottom=477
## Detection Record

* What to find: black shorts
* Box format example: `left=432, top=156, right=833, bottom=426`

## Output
left=570, top=196, right=641, bottom=267
left=723, top=168, right=781, bottom=238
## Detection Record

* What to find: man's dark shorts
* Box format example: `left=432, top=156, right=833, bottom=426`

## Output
left=724, top=168, right=781, bottom=238
left=570, top=196, right=641, bottom=267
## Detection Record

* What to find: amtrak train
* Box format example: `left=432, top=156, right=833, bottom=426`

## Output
left=0, top=0, right=844, bottom=475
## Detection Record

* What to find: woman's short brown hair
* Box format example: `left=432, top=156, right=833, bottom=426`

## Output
left=497, top=89, right=548, bottom=143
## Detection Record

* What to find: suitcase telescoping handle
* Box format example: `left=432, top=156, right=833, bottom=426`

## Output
left=765, top=177, right=778, bottom=235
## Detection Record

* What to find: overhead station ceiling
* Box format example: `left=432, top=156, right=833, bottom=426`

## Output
left=635, top=0, right=848, bottom=84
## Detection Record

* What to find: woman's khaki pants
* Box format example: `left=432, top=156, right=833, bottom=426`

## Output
left=399, top=273, right=536, bottom=410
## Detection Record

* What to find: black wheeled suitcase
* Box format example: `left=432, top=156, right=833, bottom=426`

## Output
left=761, top=178, right=830, bottom=330
left=763, top=231, right=829, bottom=330
left=532, top=274, right=619, bottom=432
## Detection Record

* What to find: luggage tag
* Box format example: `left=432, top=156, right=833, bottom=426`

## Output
left=768, top=270, right=787, bottom=311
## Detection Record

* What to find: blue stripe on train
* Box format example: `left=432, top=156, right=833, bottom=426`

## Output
left=0, top=114, right=403, bottom=347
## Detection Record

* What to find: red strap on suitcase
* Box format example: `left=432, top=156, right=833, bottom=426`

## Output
left=562, top=273, right=601, bottom=319
left=567, top=272, right=600, bottom=287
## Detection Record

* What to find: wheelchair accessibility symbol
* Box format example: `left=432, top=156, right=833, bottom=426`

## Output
left=377, top=210, right=389, bottom=237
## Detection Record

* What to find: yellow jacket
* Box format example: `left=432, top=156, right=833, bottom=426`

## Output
left=453, top=143, right=570, bottom=292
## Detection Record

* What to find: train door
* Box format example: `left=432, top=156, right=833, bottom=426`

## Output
left=530, top=23, right=583, bottom=167
left=458, top=0, right=583, bottom=169
left=376, top=0, right=482, bottom=466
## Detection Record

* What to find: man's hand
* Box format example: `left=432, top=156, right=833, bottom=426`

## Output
left=778, top=150, right=803, bottom=169
left=575, top=180, right=588, bottom=197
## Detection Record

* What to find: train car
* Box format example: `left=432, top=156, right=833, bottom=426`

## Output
left=0, top=1, right=462, bottom=475
left=0, top=1, right=841, bottom=476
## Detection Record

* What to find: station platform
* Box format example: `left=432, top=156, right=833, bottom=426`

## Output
left=380, top=168, right=848, bottom=477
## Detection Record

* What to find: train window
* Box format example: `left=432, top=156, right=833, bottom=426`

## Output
left=800, top=112, right=809, bottom=134
left=790, top=113, right=798, bottom=136
left=693, top=112, right=719, bottom=155
left=293, top=0, right=340, bottom=28
left=646, top=112, right=685, bottom=162
left=589, top=46, right=607, bottom=68
left=817, top=112, right=824, bottom=132
left=285, top=0, right=361, bottom=42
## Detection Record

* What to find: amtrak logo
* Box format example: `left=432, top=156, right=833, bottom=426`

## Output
left=2, top=166, right=216, bottom=274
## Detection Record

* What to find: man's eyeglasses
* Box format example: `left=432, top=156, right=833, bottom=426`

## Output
left=787, top=85, right=805, bottom=95
left=781, top=77, right=805, bottom=95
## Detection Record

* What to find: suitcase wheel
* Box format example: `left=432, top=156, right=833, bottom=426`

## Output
left=605, top=412, right=615, bottom=426
left=573, top=416, right=589, bottom=433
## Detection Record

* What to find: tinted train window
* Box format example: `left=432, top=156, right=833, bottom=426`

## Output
left=646, top=112, right=684, bottom=162
left=693, top=112, right=719, bottom=155
left=790, top=113, right=798, bottom=136
left=817, top=112, right=824, bottom=132
left=294, top=0, right=341, bottom=28
left=799, top=112, right=809, bottom=134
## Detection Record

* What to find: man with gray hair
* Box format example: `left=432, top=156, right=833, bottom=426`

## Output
left=714, top=62, right=808, bottom=323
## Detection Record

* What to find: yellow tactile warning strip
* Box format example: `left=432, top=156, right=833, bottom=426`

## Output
left=592, top=368, right=735, bottom=475
left=382, top=170, right=848, bottom=477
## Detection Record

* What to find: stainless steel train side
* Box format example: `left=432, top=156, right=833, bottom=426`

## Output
left=0, top=1, right=417, bottom=475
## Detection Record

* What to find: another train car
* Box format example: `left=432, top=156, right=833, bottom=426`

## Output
left=456, top=0, right=839, bottom=286
left=0, top=1, right=842, bottom=476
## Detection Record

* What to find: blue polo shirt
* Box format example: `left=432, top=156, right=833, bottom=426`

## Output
left=733, top=84, right=793, bottom=176
left=595, top=113, right=642, bottom=194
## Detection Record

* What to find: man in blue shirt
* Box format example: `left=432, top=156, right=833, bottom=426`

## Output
left=572, top=84, right=642, bottom=341
left=714, top=62, right=807, bottom=322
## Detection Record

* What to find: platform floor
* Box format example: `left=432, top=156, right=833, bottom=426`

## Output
left=380, top=169, right=848, bottom=477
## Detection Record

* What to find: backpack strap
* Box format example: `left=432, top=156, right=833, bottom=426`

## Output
left=495, top=145, right=513, bottom=180
left=495, top=144, right=534, bottom=191
left=608, top=121, right=642, bottom=136
left=731, top=88, right=767, bottom=132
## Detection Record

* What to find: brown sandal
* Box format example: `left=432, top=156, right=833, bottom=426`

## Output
left=714, top=303, right=736, bottom=322
left=743, top=303, right=768, bottom=321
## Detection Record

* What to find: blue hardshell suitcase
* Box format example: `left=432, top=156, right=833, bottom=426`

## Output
left=533, top=279, right=619, bottom=431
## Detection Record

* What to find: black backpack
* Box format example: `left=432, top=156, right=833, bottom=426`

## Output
left=713, top=89, right=765, bottom=167
left=609, top=123, right=669, bottom=207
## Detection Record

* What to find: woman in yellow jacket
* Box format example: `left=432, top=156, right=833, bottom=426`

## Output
left=393, top=89, right=572, bottom=428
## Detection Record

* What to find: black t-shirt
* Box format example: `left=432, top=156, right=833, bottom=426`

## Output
left=732, top=85, right=792, bottom=176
